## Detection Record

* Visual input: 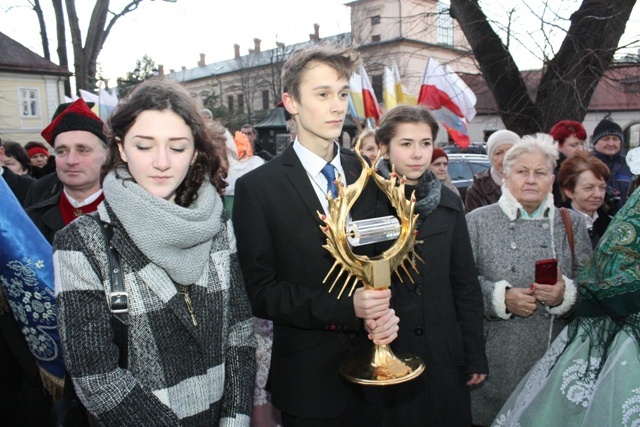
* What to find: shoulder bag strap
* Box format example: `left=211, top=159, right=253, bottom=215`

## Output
left=559, top=207, right=575, bottom=263
left=86, top=212, right=128, bottom=369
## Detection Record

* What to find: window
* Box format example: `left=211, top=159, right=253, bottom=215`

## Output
left=437, top=1, right=454, bottom=46
left=371, top=15, right=381, bottom=25
left=371, top=74, right=383, bottom=103
left=238, top=94, right=244, bottom=113
left=372, top=35, right=381, bottom=43
left=19, top=88, right=39, bottom=117
left=228, top=95, right=234, bottom=113
left=262, top=90, right=269, bottom=110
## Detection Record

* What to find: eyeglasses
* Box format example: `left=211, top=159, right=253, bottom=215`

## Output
left=242, top=130, right=254, bottom=135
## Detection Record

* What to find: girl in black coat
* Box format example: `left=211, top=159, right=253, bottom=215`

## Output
left=374, top=105, right=489, bottom=426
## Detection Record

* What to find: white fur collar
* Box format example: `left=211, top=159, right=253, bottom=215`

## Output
left=498, top=187, right=555, bottom=221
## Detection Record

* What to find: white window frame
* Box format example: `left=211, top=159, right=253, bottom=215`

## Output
left=437, top=1, right=454, bottom=46
left=18, top=87, right=40, bottom=118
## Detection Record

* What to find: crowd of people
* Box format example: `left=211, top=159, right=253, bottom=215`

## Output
left=0, top=42, right=639, bottom=427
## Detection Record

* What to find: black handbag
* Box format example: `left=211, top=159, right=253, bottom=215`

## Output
left=51, top=213, right=128, bottom=427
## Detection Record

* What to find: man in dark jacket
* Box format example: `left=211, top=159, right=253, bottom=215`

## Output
left=591, top=118, right=633, bottom=213
left=26, top=99, right=108, bottom=244
left=1, top=99, right=108, bottom=426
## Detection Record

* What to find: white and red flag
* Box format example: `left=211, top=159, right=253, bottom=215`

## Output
left=417, top=58, right=476, bottom=148
left=360, top=64, right=382, bottom=123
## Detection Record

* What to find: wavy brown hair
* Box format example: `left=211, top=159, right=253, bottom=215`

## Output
left=103, top=79, right=228, bottom=206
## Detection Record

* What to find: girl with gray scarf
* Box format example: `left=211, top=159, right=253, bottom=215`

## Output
left=53, top=80, right=256, bottom=426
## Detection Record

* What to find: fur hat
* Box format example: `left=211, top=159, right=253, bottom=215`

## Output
left=431, top=148, right=448, bottom=164
left=486, top=130, right=520, bottom=163
left=592, top=118, right=624, bottom=146
left=41, top=99, right=105, bottom=146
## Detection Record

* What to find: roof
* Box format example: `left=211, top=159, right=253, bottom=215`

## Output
left=461, top=64, right=640, bottom=115
left=254, top=106, right=358, bottom=130
left=167, top=33, right=352, bottom=83
left=0, top=31, right=71, bottom=76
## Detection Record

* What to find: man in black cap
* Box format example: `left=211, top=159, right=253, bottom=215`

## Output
left=26, top=98, right=108, bottom=244
left=591, top=118, right=633, bottom=212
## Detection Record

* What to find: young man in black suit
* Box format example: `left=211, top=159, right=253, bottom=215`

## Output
left=233, top=45, right=397, bottom=426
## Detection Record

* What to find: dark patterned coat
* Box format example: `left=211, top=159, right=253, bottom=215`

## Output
left=54, top=203, right=256, bottom=426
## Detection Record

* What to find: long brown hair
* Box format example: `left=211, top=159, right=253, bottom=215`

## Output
left=103, top=79, right=228, bottom=206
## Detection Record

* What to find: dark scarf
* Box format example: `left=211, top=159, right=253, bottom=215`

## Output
left=377, top=159, right=441, bottom=219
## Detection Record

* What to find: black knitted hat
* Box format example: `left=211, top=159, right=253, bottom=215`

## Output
left=592, top=118, right=623, bottom=146
left=41, top=99, right=105, bottom=146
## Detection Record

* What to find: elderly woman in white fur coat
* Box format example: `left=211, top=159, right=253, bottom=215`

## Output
left=465, top=134, right=592, bottom=426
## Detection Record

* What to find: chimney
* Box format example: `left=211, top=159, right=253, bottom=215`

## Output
left=309, top=23, right=320, bottom=41
left=234, top=44, right=240, bottom=58
left=158, top=65, right=165, bottom=77
left=254, top=38, right=261, bottom=54
left=181, top=66, right=186, bottom=71
left=198, top=53, right=206, bottom=67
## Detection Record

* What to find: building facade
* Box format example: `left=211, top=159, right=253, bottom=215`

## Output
left=0, top=32, right=71, bottom=145
left=166, top=0, right=475, bottom=146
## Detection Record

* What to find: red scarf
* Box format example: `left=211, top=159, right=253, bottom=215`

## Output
left=58, top=192, right=104, bottom=225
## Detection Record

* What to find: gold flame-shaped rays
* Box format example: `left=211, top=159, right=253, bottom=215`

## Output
left=318, top=135, right=422, bottom=297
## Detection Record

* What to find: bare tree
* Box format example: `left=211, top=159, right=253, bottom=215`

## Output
left=234, top=53, right=261, bottom=123
left=449, top=0, right=637, bottom=135
left=30, top=0, right=176, bottom=96
left=268, top=42, right=288, bottom=107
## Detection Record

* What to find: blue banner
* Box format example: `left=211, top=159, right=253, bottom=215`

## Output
left=0, top=178, right=64, bottom=386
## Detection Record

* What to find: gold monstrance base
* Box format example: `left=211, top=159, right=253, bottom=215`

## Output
left=340, top=344, right=425, bottom=386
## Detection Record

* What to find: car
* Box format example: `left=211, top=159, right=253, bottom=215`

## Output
left=443, top=144, right=487, bottom=155
left=447, top=153, right=491, bottom=200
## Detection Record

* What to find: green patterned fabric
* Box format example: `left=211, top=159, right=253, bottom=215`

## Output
left=566, top=188, right=640, bottom=373
left=576, top=187, right=640, bottom=317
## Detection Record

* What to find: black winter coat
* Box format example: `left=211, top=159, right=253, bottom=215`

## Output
left=1, top=166, right=34, bottom=206
left=382, top=186, right=488, bottom=427
left=25, top=194, right=63, bottom=245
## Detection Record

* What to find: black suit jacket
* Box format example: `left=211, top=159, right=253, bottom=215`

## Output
left=1, top=166, right=35, bottom=206
left=22, top=172, right=62, bottom=209
left=233, top=145, right=383, bottom=418
left=25, top=193, right=63, bottom=245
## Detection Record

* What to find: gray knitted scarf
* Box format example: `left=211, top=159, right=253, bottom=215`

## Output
left=377, top=159, right=441, bottom=219
left=103, top=169, right=223, bottom=285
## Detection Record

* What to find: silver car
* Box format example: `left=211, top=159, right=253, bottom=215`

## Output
left=447, top=153, right=490, bottom=200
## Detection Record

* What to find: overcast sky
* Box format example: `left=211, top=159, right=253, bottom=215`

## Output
left=1, top=0, right=353, bottom=83
left=2, top=0, right=639, bottom=85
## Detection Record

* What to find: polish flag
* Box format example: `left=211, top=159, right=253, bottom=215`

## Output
left=417, top=58, right=476, bottom=148
left=360, top=64, right=382, bottom=122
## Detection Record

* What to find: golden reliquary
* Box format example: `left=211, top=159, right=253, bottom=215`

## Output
left=318, top=135, right=425, bottom=386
